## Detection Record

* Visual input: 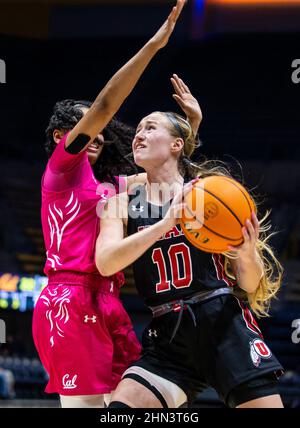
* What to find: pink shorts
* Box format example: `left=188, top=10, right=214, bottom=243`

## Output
left=32, top=271, right=141, bottom=395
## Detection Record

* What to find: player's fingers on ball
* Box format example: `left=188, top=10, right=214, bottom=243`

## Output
left=173, top=188, right=185, bottom=204
left=251, top=211, right=260, bottom=237
left=183, top=182, right=193, bottom=197
left=246, top=219, right=255, bottom=240
left=227, top=245, right=240, bottom=254
left=242, top=226, right=250, bottom=241
left=175, top=203, right=185, bottom=218
left=180, top=202, right=187, bottom=213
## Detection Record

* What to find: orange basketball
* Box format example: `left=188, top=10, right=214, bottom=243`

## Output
left=180, top=175, right=256, bottom=253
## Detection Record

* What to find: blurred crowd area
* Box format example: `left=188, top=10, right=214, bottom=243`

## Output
left=0, top=0, right=300, bottom=407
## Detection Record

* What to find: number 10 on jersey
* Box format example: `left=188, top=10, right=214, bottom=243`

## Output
left=152, top=243, right=193, bottom=293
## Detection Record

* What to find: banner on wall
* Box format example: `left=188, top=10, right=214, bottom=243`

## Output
left=0, top=273, right=47, bottom=312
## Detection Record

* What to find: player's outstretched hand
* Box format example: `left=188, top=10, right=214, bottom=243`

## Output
left=150, top=0, right=186, bottom=50
left=171, top=73, right=202, bottom=127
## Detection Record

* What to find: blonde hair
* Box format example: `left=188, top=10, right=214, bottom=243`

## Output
left=160, top=110, right=283, bottom=317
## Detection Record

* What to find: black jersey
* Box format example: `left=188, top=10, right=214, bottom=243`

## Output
left=127, top=185, right=237, bottom=307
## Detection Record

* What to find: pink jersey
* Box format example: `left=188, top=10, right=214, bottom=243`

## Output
left=34, top=134, right=141, bottom=396
left=41, top=133, right=124, bottom=276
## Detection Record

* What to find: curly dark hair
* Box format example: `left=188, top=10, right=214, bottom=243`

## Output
left=45, top=99, right=138, bottom=185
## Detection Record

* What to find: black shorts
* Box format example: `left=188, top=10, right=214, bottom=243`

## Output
left=129, top=294, right=283, bottom=407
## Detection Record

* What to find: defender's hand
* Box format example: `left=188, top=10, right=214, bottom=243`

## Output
left=150, top=0, right=186, bottom=51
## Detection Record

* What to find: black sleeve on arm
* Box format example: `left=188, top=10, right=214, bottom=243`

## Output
left=65, top=133, right=91, bottom=154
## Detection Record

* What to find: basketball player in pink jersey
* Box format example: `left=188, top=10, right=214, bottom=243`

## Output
left=32, top=0, right=186, bottom=408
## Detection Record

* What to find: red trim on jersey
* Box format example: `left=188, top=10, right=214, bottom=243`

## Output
left=212, top=254, right=236, bottom=287
left=236, top=297, right=263, bottom=338
left=219, top=254, right=236, bottom=287
left=212, top=256, right=263, bottom=338
left=212, top=254, right=222, bottom=280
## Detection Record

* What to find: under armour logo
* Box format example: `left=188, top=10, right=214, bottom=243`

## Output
left=84, top=315, right=97, bottom=323
left=99, top=192, right=109, bottom=204
left=148, top=329, right=158, bottom=338
left=62, top=374, right=78, bottom=389
left=132, top=205, right=144, bottom=213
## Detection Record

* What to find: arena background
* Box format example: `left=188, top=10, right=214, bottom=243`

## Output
left=0, top=0, right=299, bottom=408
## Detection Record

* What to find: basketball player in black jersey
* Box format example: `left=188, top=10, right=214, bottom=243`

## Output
left=95, top=83, right=284, bottom=408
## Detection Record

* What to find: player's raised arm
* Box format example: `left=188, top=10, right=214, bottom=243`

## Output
left=65, top=0, right=186, bottom=154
